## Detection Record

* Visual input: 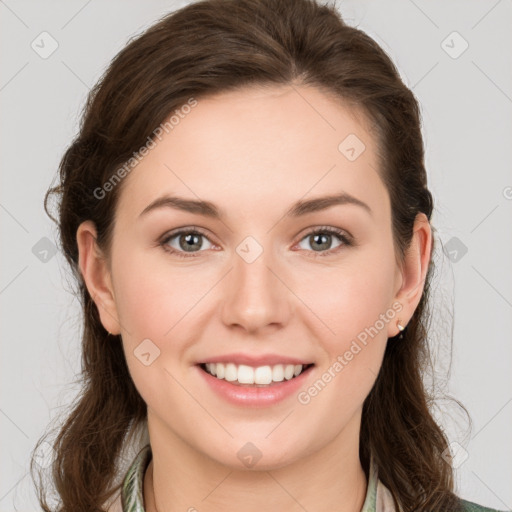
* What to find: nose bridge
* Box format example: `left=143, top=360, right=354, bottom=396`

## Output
left=221, top=234, right=290, bottom=332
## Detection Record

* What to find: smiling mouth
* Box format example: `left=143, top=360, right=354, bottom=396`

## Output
left=198, top=362, right=315, bottom=387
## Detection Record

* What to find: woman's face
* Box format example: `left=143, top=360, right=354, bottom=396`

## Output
left=78, top=84, right=430, bottom=470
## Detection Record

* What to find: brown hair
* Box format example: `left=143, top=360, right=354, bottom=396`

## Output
left=32, top=0, right=469, bottom=510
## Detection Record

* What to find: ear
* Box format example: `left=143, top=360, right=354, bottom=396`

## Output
left=389, top=212, right=433, bottom=337
left=76, top=220, right=121, bottom=335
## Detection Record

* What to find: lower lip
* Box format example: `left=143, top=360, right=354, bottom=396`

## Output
left=195, top=364, right=315, bottom=407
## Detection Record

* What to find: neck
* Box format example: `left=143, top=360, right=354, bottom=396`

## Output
left=143, top=413, right=368, bottom=512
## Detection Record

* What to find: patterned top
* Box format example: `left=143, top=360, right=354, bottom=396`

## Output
left=112, top=444, right=506, bottom=512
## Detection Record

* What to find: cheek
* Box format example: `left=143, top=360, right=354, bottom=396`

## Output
left=112, top=255, right=196, bottom=410
left=299, top=269, right=393, bottom=415
left=112, top=250, right=212, bottom=338
left=302, top=258, right=396, bottom=345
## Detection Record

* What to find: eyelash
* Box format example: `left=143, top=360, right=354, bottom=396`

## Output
left=159, top=226, right=353, bottom=259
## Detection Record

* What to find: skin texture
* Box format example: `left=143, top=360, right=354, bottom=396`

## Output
left=77, top=84, right=432, bottom=512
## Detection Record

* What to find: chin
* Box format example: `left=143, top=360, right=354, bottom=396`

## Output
left=205, top=440, right=307, bottom=472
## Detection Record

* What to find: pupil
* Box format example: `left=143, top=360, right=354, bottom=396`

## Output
left=181, top=233, right=201, bottom=252
left=312, top=233, right=330, bottom=250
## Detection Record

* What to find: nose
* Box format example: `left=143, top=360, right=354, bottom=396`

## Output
left=220, top=242, right=292, bottom=334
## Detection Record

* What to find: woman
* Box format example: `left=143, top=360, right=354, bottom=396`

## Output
left=31, top=0, right=507, bottom=511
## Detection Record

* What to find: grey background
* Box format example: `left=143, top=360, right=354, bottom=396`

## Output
left=1, top=0, right=511, bottom=510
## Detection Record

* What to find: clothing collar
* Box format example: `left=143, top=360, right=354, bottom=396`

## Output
left=120, top=444, right=396, bottom=512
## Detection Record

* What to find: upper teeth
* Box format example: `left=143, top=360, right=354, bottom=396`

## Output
left=205, top=363, right=306, bottom=384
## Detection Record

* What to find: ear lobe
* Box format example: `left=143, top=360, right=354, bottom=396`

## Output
left=391, top=213, right=432, bottom=334
left=76, top=220, right=121, bottom=335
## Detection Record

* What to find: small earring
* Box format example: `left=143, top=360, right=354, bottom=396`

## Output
left=397, top=319, right=405, bottom=339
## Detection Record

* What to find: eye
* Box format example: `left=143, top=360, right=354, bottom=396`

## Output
left=159, top=225, right=353, bottom=259
left=160, top=228, right=215, bottom=258
left=295, top=226, right=352, bottom=257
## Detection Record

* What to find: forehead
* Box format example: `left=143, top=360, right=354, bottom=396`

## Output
left=115, top=84, right=388, bottom=223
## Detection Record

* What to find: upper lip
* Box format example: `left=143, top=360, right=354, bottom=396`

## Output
left=196, top=353, right=314, bottom=367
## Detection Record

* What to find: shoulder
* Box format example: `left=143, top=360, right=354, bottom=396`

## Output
left=458, top=497, right=509, bottom=512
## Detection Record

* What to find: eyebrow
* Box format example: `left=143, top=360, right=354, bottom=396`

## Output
left=138, top=192, right=372, bottom=219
